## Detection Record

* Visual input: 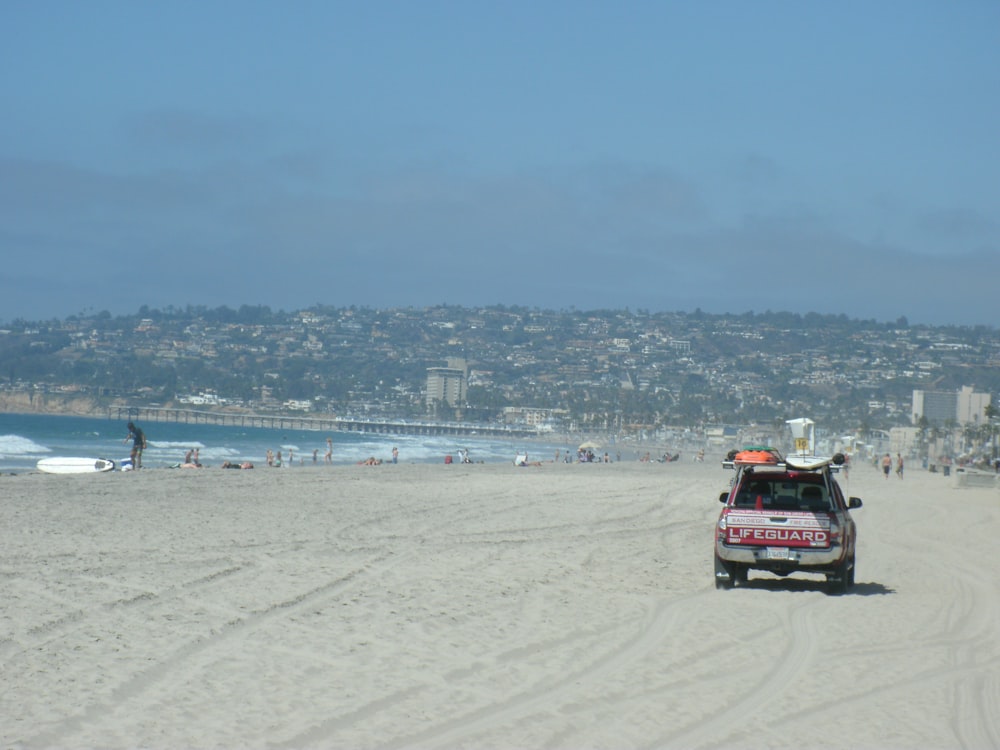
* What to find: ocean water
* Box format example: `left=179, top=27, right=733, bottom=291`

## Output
left=0, top=413, right=570, bottom=473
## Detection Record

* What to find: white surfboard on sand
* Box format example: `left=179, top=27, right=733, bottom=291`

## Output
left=37, top=457, right=116, bottom=474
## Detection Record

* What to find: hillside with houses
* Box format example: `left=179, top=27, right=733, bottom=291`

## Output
left=2, top=305, right=997, bottom=447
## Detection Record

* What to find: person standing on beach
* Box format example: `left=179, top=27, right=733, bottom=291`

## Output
left=325, top=437, right=333, bottom=464
left=896, top=453, right=904, bottom=479
left=124, top=421, right=147, bottom=469
left=881, top=453, right=892, bottom=479
left=392, top=446, right=398, bottom=464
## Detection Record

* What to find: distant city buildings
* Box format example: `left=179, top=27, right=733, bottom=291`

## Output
left=3, top=305, right=999, bottom=437
left=426, top=358, right=467, bottom=408
left=911, top=386, right=991, bottom=427
left=502, top=406, right=566, bottom=427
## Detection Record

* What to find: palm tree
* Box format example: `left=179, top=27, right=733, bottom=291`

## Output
left=944, top=418, right=959, bottom=458
left=986, top=403, right=999, bottom=463
left=916, top=415, right=930, bottom=460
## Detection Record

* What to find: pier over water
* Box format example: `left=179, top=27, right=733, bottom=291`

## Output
left=109, top=406, right=541, bottom=439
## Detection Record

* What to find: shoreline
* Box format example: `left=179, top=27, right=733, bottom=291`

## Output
left=0, top=396, right=690, bottom=461
left=0, top=410, right=693, bottom=475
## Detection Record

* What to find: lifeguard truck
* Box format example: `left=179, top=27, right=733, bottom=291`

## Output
left=714, top=419, right=863, bottom=594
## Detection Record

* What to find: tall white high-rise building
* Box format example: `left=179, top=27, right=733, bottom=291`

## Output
left=426, top=358, right=467, bottom=408
left=912, top=386, right=991, bottom=426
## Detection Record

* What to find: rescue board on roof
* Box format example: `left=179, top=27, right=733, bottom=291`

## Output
left=784, top=455, right=835, bottom=471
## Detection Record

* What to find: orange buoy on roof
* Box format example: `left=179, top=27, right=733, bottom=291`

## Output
left=733, top=448, right=781, bottom=465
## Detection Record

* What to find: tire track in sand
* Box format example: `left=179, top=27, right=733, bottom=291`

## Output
left=295, top=591, right=710, bottom=750
left=653, top=597, right=822, bottom=749
left=21, top=493, right=511, bottom=748
left=23, top=549, right=401, bottom=748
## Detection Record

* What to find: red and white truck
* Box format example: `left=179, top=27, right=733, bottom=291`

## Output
left=714, top=420, right=863, bottom=594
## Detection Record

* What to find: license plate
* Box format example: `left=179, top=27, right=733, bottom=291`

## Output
left=766, top=547, right=791, bottom=560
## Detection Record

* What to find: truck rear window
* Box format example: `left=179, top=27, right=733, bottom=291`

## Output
left=735, top=477, right=830, bottom=512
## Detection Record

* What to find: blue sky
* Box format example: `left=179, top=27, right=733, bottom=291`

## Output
left=2, top=2, right=998, bottom=325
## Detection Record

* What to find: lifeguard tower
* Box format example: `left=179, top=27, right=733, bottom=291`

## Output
left=786, top=418, right=816, bottom=458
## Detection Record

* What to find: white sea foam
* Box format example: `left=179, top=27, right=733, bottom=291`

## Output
left=148, top=441, right=207, bottom=450
left=0, top=434, right=51, bottom=458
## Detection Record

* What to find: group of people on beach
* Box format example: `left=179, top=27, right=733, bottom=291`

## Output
left=122, top=423, right=404, bottom=470
left=359, top=447, right=399, bottom=466
left=179, top=447, right=252, bottom=469
left=269, top=440, right=399, bottom=467
left=125, top=421, right=258, bottom=470
left=881, top=452, right=904, bottom=479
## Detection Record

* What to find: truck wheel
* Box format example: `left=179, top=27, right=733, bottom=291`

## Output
left=714, top=555, right=735, bottom=590
left=826, top=555, right=854, bottom=596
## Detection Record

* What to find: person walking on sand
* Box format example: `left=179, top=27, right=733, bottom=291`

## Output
left=124, top=421, right=147, bottom=469
left=881, top=453, right=892, bottom=479
left=392, top=446, right=398, bottom=464
left=325, top=437, right=333, bottom=464
left=896, top=453, right=904, bottom=479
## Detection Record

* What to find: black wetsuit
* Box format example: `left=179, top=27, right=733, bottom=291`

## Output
left=130, top=426, right=146, bottom=449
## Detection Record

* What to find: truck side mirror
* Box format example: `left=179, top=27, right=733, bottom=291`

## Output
left=719, top=492, right=729, bottom=503
left=849, top=497, right=863, bottom=509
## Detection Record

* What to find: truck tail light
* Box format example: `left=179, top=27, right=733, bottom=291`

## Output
left=828, top=514, right=841, bottom=543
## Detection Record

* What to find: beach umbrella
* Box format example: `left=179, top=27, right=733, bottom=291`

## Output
left=578, top=441, right=600, bottom=451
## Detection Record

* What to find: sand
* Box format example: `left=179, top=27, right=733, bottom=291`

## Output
left=2, top=459, right=999, bottom=749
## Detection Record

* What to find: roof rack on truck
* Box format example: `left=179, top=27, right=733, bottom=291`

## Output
left=721, top=418, right=846, bottom=473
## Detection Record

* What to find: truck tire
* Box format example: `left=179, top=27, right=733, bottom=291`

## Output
left=714, top=555, right=736, bottom=590
left=735, top=565, right=749, bottom=585
left=826, top=555, right=855, bottom=596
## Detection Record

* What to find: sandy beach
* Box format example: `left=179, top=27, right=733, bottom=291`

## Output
left=2, top=459, right=999, bottom=749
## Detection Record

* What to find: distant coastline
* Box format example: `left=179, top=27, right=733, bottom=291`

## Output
left=0, top=391, right=681, bottom=459
left=0, top=391, right=109, bottom=418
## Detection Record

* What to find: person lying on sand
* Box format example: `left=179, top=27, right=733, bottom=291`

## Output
left=221, top=460, right=254, bottom=469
